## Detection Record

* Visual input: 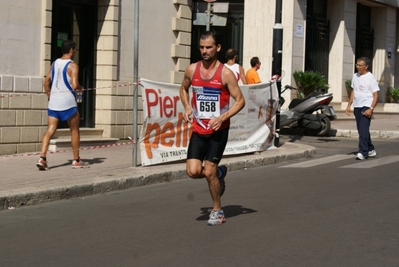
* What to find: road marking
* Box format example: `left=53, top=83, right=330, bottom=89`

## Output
left=340, top=155, right=399, bottom=169
left=280, top=154, right=354, bottom=168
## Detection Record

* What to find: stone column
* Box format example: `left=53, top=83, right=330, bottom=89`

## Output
left=328, top=0, right=357, bottom=104
left=371, top=6, right=396, bottom=103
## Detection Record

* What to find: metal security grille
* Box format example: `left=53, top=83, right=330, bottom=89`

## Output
left=305, top=16, right=330, bottom=80
left=355, top=27, right=374, bottom=67
left=355, top=4, right=374, bottom=72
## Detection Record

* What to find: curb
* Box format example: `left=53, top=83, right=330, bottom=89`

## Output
left=332, top=129, right=399, bottom=139
left=0, top=142, right=316, bottom=211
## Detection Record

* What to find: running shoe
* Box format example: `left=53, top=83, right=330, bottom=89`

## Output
left=36, top=158, right=49, bottom=171
left=217, top=165, right=227, bottom=197
left=207, top=210, right=226, bottom=226
left=356, top=153, right=365, bottom=160
left=368, top=150, right=377, bottom=157
left=72, top=158, right=90, bottom=169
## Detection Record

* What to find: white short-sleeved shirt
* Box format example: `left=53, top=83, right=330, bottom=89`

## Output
left=351, top=72, right=380, bottom=108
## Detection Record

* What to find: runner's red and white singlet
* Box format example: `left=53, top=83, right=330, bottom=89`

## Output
left=191, top=61, right=230, bottom=135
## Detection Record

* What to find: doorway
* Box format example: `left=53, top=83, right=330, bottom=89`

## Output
left=355, top=4, right=374, bottom=73
left=51, top=0, right=97, bottom=128
left=305, top=0, right=330, bottom=81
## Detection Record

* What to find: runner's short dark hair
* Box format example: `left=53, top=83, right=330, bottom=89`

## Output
left=61, top=40, right=76, bottom=54
left=199, top=30, right=222, bottom=47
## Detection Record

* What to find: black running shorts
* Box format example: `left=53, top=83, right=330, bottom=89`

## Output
left=187, top=126, right=229, bottom=164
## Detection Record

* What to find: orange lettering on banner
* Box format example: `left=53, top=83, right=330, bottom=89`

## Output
left=143, top=88, right=192, bottom=159
left=143, top=116, right=192, bottom=159
left=143, top=123, right=160, bottom=159
left=161, top=122, right=175, bottom=146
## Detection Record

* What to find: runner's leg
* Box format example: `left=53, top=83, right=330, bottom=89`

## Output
left=203, top=160, right=221, bottom=210
left=40, top=116, right=59, bottom=157
left=67, top=110, right=80, bottom=160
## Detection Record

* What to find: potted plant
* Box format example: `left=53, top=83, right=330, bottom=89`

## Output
left=345, top=79, right=352, bottom=100
left=387, top=87, right=399, bottom=103
left=293, top=70, right=329, bottom=98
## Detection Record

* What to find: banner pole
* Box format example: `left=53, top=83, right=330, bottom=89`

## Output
left=133, top=0, right=139, bottom=167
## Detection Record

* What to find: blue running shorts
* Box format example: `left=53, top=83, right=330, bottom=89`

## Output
left=48, top=107, right=77, bottom=121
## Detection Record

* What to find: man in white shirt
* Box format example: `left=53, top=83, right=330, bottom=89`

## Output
left=345, top=57, right=379, bottom=160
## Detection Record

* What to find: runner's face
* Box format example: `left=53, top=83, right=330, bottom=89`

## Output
left=199, top=37, right=220, bottom=61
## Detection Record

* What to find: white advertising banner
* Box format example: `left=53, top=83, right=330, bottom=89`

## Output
left=139, top=78, right=278, bottom=166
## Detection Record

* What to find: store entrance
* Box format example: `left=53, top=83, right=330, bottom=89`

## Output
left=51, top=0, right=97, bottom=128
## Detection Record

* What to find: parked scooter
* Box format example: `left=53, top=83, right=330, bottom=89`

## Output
left=278, top=85, right=337, bottom=136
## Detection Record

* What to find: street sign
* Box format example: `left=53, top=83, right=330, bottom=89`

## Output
left=195, top=2, right=229, bottom=13
left=193, top=13, right=228, bottom=26
left=193, top=2, right=229, bottom=28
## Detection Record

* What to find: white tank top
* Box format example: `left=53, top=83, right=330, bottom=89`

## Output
left=48, top=59, right=77, bottom=111
left=224, top=63, right=240, bottom=81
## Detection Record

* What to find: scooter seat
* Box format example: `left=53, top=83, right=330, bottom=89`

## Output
left=288, top=92, right=332, bottom=109
left=289, top=98, right=306, bottom=109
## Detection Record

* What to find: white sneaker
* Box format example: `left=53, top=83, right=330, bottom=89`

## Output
left=207, top=210, right=226, bottom=226
left=368, top=150, right=377, bottom=157
left=356, top=153, right=365, bottom=160
left=72, top=158, right=90, bottom=169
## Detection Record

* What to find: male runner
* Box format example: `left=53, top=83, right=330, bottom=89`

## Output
left=36, top=40, right=89, bottom=170
left=179, top=31, right=245, bottom=226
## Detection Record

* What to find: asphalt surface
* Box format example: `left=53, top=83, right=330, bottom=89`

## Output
left=1, top=114, right=398, bottom=211
left=1, top=137, right=398, bottom=267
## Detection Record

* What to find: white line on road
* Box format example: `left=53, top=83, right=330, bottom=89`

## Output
left=280, top=154, right=354, bottom=168
left=340, top=155, right=399, bottom=169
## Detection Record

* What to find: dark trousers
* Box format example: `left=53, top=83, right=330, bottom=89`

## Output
left=354, top=107, right=374, bottom=157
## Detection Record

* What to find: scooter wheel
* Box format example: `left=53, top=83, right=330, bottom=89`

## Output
left=316, top=117, right=331, bottom=136
left=304, top=117, right=331, bottom=136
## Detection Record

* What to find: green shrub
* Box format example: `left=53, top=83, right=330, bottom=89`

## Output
left=293, top=71, right=329, bottom=98
left=345, top=80, right=352, bottom=90
left=388, top=87, right=399, bottom=103
left=345, top=79, right=352, bottom=98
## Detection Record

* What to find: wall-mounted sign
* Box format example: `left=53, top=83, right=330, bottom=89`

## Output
left=388, top=44, right=392, bottom=59
left=295, top=24, right=303, bottom=38
left=193, top=2, right=229, bottom=27
left=57, top=32, right=68, bottom=47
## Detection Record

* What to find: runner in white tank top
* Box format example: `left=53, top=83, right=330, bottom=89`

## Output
left=224, top=48, right=247, bottom=85
left=37, top=40, right=89, bottom=171
left=224, top=63, right=241, bottom=81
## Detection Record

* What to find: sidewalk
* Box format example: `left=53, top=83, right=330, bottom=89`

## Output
left=332, top=113, right=399, bottom=138
left=1, top=114, right=398, bottom=211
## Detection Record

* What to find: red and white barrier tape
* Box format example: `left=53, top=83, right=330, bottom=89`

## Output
left=0, top=82, right=139, bottom=99
left=0, top=136, right=136, bottom=158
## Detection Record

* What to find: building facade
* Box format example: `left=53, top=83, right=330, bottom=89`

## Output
left=0, top=0, right=398, bottom=155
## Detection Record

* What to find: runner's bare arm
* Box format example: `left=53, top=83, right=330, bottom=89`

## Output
left=239, top=65, right=248, bottom=85
left=43, top=63, right=53, bottom=99
left=179, top=64, right=196, bottom=123
left=68, top=62, right=82, bottom=91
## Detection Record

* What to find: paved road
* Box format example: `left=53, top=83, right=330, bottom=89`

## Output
left=1, top=136, right=398, bottom=267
